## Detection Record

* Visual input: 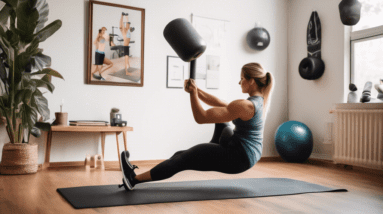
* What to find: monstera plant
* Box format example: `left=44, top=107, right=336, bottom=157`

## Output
left=0, top=0, right=63, bottom=145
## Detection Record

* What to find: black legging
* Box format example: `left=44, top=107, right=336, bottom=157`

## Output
left=150, top=124, right=251, bottom=181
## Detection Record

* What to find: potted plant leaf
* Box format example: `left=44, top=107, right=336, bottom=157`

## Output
left=0, top=0, right=64, bottom=174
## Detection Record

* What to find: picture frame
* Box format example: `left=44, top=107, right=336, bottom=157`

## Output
left=87, top=0, right=145, bottom=87
left=166, top=56, right=188, bottom=88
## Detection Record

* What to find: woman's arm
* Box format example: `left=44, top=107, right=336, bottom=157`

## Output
left=94, top=38, right=99, bottom=47
left=198, top=89, right=228, bottom=107
left=104, top=33, right=109, bottom=41
left=188, top=80, right=245, bottom=124
left=119, top=14, right=124, bottom=31
left=184, top=80, right=228, bottom=107
left=94, top=34, right=99, bottom=45
left=125, top=15, right=130, bottom=32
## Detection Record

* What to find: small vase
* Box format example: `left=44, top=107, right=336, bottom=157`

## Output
left=0, top=143, right=38, bottom=175
left=347, top=91, right=359, bottom=103
left=339, top=0, right=362, bottom=26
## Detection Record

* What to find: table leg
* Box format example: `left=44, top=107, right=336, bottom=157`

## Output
left=101, top=132, right=106, bottom=159
left=123, top=131, right=128, bottom=151
left=43, top=130, right=53, bottom=169
left=116, top=133, right=121, bottom=171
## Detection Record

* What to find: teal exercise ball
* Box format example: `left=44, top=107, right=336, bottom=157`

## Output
left=274, top=121, right=313, bottom=163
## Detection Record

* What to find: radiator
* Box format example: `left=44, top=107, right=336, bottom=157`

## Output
left=331, top=109, right=383, bottom=170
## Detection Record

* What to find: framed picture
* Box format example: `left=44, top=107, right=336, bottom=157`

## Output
left=167, top=56, right=188, bottom=88
left=87, top=0, right=145, bottom=86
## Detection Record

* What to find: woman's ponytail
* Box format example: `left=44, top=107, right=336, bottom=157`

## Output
left=262, top=72, right=274, bottom=120
left=242, top=63, right=275, bottom=120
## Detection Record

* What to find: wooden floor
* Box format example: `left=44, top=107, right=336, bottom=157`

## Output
left=1, top=160, right=382, bottom=214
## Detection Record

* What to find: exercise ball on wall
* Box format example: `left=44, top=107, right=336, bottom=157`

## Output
left=274, top=121, right=313, bottom=163
left=246, top=27, right=270, bottom=51
left=339, top=0, right=362, bottom=26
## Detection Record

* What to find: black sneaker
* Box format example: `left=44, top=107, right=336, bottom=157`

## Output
left=119, top=150, right=139, bottom=191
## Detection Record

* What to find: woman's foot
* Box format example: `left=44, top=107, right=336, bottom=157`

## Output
left=93, top=73, right=106, bottom=80
left=125, top=67, right=131, bottom=76
left=93, top=73, right=102, bottom=80
left=119, top=151, right=139, bottom=191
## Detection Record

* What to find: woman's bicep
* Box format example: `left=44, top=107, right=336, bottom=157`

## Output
left=202, top=108, right=233, bottom=124
left=202, top=102, right=243, bottom=124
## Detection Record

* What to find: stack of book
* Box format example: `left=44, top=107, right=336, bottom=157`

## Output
left=69, top=120, right=109, bottom=126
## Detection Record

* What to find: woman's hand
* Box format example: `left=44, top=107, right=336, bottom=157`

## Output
left=184, top=79, right=198, bottom=94
left=184, top=80, right=190, bottom=93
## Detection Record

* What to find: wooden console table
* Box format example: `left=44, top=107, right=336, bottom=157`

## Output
left=43, top=125, right=133, bottom=170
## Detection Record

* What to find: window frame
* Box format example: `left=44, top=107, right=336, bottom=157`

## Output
left=350, top=25, right=383, bottom=84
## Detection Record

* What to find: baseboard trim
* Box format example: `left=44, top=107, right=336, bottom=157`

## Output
left=259, top=156, right=284, bottom=162
left=310, top=153, right=333, bottom=161
left=37, top=157, right=382, bottom=175
left=38, top=159, right=166, bottom=171
left=259, top=156, right=336, bottom=167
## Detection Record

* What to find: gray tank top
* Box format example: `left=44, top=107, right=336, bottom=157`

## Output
left=232, top=96, right=264, bottom=167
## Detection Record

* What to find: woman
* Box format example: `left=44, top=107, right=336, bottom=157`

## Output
left=119, top=63, right=274, bottom=191
left=93, top=27, right=114, bottom=80
left=120, top=13, right=132, bottom=75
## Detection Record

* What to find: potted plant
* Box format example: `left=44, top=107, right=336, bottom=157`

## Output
left=0, top=0, right=64, bottom=174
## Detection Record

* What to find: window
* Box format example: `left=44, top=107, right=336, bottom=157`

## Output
left=351, top=0, right=383, bottom=99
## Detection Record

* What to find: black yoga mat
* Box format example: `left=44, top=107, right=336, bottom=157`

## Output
left=57, top=178, right=347, bottom=209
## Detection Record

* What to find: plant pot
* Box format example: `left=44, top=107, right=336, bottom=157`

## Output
left=54, top=112, right=68, bottom=126
left=0, top=143, right=38, bottom=175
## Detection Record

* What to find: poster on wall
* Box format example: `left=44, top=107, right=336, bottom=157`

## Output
left=87, top=1, right=145, bottom=87
left=167, top=56, right=188, bottom=88
left=192, top=14, right=228, bottom=89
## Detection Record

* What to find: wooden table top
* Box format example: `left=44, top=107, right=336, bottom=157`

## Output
left=50, top=125, right=133, bottom=132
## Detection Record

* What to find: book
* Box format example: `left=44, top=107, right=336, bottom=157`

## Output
left=69, top=120, right=108, bottom=123
left=70, top=123, right=108, bottom=126
left=69, top=120, right=109, bottom=126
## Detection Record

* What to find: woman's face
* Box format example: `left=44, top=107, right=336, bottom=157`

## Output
left=101, top=28, right=107, bottom=35
left=239, top=72, right=250, bottom=93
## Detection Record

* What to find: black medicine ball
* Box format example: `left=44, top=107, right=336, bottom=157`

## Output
left=246, top=28, right=270, bottom=51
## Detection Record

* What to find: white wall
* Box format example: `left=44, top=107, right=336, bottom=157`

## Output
left=288, top=0, right=349, bottom=160
left=0, top=0, right=288, bottom=164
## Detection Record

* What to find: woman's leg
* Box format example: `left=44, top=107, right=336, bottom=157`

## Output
left=134, top=125, right=236, bottom=184
left=119, top=13, right=129, bottom=73
left=93, top=65, right=100, bottom=74
left=123, top=15, right=131, bottom=74
left=93, top=65, right=103, bottom=79
left=135, top=142, right=249, bottom=183
left=93, top=52, right=102, bottom=75
left=135, top=150, right=186, bottom=182
left=124, top=46, right=131, bottom=75
left=100, top=57, right=113, bottom=74
left=125, top=55, right=130, bottom=74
